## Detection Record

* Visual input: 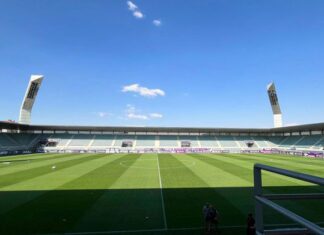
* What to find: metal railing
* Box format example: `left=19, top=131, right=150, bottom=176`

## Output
left=254, top=164, right=324, bottom=235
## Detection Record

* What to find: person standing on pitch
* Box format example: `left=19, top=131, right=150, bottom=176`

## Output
left=246, top=213, right=256, bottom=235
left=202, top=203, right=210, bottom=233
left=209, top=205, right=220, bottom=234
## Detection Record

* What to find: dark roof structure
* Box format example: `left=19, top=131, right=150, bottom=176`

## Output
left=1, top=121, right=324, bottom=135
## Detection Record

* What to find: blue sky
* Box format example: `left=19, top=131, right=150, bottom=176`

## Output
left=0, top=0, right=324, bottom=128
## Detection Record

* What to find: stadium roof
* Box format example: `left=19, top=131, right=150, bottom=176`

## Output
left=1, top=121, right=324, bottom=134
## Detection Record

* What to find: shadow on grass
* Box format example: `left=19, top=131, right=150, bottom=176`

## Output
left=0, top=186, right=323, bottom=235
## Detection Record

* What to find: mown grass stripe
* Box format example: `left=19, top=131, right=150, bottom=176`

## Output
left=158, top=153, right=246, bottom=228
left=74, top=154, right=165, bottom=232
left=108, top=154, right=160, bottom=189
left=0, top=153, right=90, bottom=176
left=234, top=153, right=324, bottom=169
left=254, top=153, right=324, bottom=166
left=248, top=153, right=324, bottom=168
left=230, top=154, right=324, bottom=176
left=0, top=155, right=125, bottom=216
left=203, top=154, right=311, bottom=187
left=191, top=154, right=254, bottom=184
left=0, top=154, right=106, bottom=188
left=201, top=154, right=324, bottom=223
left=0, top=153, right=57, bottom=161
left=224, top=154, right=324, bottom=184
left=186, top=154, right=251, bottom=186
left=185, top=153, right=255, bottom=216
left=0, top=153, right=82, bottom=165
left=0, top=154, right=141, bottom=235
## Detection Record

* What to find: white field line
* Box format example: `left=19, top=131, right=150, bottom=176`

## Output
left=62, top=222, right=324, bottom=235
left=156, top=154, right=168, bottom=230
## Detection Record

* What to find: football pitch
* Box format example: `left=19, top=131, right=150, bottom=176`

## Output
left=0, top=153, right=323, bottom=235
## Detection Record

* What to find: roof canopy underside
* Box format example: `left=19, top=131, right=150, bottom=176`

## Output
left=1, top=122, right=324, bottom=134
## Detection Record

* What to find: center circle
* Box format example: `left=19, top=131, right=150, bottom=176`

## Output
left=120, top=159, right=196, bottom=169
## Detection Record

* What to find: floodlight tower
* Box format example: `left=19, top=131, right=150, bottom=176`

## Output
left=267, top=82, right=283, bottom=128
left=19, top=75, right=44, bottom=124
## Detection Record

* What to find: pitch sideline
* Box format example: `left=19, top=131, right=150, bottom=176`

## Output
left=61, top=221, right=324, bottom=235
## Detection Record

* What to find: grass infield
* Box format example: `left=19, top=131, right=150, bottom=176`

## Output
left=0, top=153, right=323, bottom=235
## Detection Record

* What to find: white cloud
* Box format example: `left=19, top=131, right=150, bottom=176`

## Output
left=127, top=1, right=144, bottom=19
left=127, top=1, right=138, bottom=11
left=128, top=113, right=148, bottom=120
left=125, top=104, right=136, bottom=115
left=133, top=11, right=144, bottom=19
left=153, top=19, right=162, bottom=26
left=122, top=84, right=165, bottom=98
left=149, top=113, right=163, bottom=119
left=94, top=112, right=110, bottom=118
left=125, top=105, right=147, bottom=120
left=125, top=105, right=163, bottom=120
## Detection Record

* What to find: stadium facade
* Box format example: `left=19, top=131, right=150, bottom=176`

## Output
left=1, top=121, right=324, bottom=156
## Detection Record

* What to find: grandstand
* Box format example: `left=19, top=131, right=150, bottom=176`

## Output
left=1, top=79, right=323, bottom=235
left=2, top=74, right=321, bottom=155
left=1, top=121, right=324, bottom=155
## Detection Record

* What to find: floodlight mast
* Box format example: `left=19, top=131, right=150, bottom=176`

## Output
left=267, top=82, right=283, bottom=128
left=19, top=75, right=44, bottom=125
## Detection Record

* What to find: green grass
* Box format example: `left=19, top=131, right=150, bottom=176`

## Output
left=0, top=153, right=323, bottom=235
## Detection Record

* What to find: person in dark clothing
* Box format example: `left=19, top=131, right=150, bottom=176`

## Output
left=246, top=213, right=256, bottom=235
left=202, top=203, right=210, bottom=233
left=210, top=206, right=219, bottom=225
left=211, top=205, right=220, bottom=233
left=205, top=205, right=220, bottom=234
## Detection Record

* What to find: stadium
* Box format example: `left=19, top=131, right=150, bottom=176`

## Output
left=1, top=1, right=324, bottom=235
left=0, top=75, right=323, bottom=235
